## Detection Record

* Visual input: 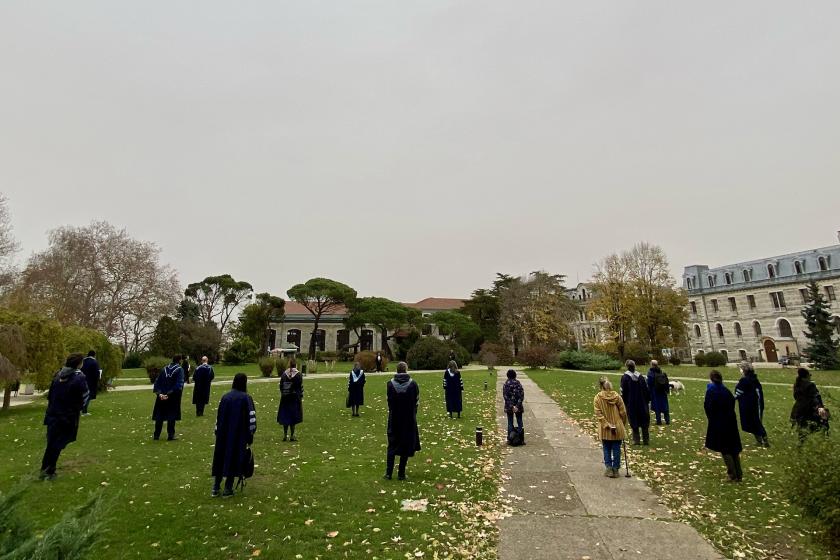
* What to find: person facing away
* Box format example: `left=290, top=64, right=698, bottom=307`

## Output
left=620, top=360, right=651, bottom=445
left=346, top=362, right=366, bottom=417
left=212, top=373, right=256, bottom=498
left=734, top=361, right=769, bottom=447
left=181, top=356, right=192, bottom=384
left=502, top=369, right=525, bottom=438
left=277, top=358, right=303, bottom=441
left=80, top=350, right=101, bottom=415
left=375, top=351, right=383, bottom=372
left=192, top=356, right=215, bottom=417
left=594, top=379, right=628, bottom=478
left=385, top=361, right=421, bottom=481
left=646, top=360, right=670, bottom=425
left=443, top=360, right=464, bottom=419
left=704, top=370, right=743, bottom=482
left=152, top=355, right=185, bottom=441
left=40, top=353, right=90, bottom=480
left=790, top=367, right=830, bottom=441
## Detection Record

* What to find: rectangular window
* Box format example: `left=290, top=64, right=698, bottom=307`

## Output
left=770, top=291, right=786, bottom=310
left=800, top=288, right=810, bottom=304
left=747, top=295, right=756, bottom=309
left=690, top=301, right=697, bottom=315
left=711, top=299, right=719, bottom=313
left=826, top=286, right=837, bottom=302
left=728, top=297, right=737, bottom=312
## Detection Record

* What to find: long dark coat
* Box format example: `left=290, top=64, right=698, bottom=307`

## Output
left=646, top=367, right=670, bottom=414
left=503, top=379, right=525, bottom=415
left=443, top=369, right=463, bottom=413
left=212, top=389, right=256, bottom=478
left=735, top=374, right=766, bottom=436
left=704, top=382, right=742, bottom=454
left=346, top=369, right=366, bottom=407
left=81, top=356, right=101, bottom=400
left=791, top=380, right=828, bottom=430
left=277, top=369, right=303, bottom=426
left=620, top=371, right=650, bottom=429
left=192, top=364, right=215, bottom=405
left=387, top=374, right=421, bottom=457
left=44, top=367, right=89, bottom=449
left=152, top=363, right=184, bottom=422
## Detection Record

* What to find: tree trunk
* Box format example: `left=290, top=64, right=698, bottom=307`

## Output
left=2, top=385, right=10, bottom=411
left=380, top=328, right=392, bottom=359
left=309, top=316, right=320, bottom=360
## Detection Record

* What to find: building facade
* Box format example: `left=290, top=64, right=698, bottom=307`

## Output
left=683, top=240, right=840, bottom=363
left=567, top=283, right=609, bottom=348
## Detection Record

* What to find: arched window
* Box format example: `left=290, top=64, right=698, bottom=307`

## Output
left=716, top=323, right=724, bottom=339
left=315, top=329, right=326, bottom=351
left=753, top=321, right=762, bottom=336
left=743, top=269, right=752, bottom=282
left=818, top=256, right=829, bottom=271
left=694, top=325, right=702, bottom=338
left=794, top=261, right=803, bottom=274
left=724, top=272, right=732, bottom=285
left=336, top=329, right=350, bottom=351
left=739, top=350, right=748, bottom=361
left=778, top=319, right=793, bottom=338
left=767, top=264, right=776, bottom=279
left=734, top=322, right=742, bottom=338
left=721, top=349, right=729, bottom=362
left=286, top=329, right=302, bottom=349
left=581, top=288, right=587, bottom=300
left=360, top=329, right=374, bottom=351
left=708, top=275, right=716, bottom=287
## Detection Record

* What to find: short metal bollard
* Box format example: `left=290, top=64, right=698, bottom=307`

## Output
left=475, top=427, right=483, bottom=446
left=484, top=381, right=488, bottom=391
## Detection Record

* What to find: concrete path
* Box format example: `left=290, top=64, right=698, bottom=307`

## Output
left=496, top=373, right=726, bottom=560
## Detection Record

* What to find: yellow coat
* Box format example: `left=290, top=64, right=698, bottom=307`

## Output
left=594, top=390, right=628, bottom=441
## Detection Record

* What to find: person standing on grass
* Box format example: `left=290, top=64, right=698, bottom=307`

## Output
left=277, top=358, right=303, bottom=441
left=790, top=367, right=830, bottom=441
left=346, top=362, right=366, bottom=417
left=40, top=353, right=89, bottom=480
left=80, top=350, right=101, bottom=416
left=384, top=361, right=420, bottom=481
left=192, top=356, right=215, bottom=417
left=152, top=355, right=184, bottom=441
left=443, top=360, right=463, bottom=419
left=182, top=355, right=192, bottom=384
left=212, top=373, right=256, bottom=498
left=375, top=351, right=384, bottom=372
left=594, top=379, right=627, bottom=478
left=620, top=360, right=651, bottom=445
left=503, top=369, right=525, bottom=438
left=735, top=361, right=769, bottom=447
left=704, top=370, right=743, bottom=482
left=646, top=360, right=670, bottom=425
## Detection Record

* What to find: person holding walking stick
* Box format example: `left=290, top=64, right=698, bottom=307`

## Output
left=594, top=378, right=628, bottom=478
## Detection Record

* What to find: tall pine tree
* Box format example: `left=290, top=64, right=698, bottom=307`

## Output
left=801, top=281, right=840, bottom=370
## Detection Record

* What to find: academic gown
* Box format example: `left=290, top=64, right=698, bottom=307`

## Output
left=443, top=369, right=463, bottom=413
left=212, top=389, right=256, bottom=478
left=192, top=364, right=215, bottom=405
left=704, top=382, right=742, bottom=455
left=152, top=363, right=184, bottom=421
left=277, top=369, right=303, bottom=426
left=44, top=367, right=89, bottom=449
left=620, top=371, right=651, bottom=429
left=646, top=368, right=670, bottom=414
left=735, top=374, right=766, bottom=436
left=81, top=356, right=101, bottom=400
left=387, top=374, right=421, bottom=457
left=347, top=370, right=366, bottom=407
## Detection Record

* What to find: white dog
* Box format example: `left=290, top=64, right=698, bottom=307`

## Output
left=669, top=380, right=686, bottom=396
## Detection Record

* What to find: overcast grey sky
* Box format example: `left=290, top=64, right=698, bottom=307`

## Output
left=1, top=1, right=838, bottom=302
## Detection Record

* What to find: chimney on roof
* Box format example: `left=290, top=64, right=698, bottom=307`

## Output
left=837, top=230, right=840, bottom=243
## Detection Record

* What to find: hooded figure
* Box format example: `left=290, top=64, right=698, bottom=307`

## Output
left=646, top=360, right=670, bottom=425
left=704, top=370, right=743, bottom=482
left=41, top=354, right=90, bottom=480
left=443, top=360, right=464, bottom=418
left=80, top=350, right=101, bottom=414
left=734, top=362, right=768, bottom=447
left=212, top=373, right=256, bottom=497
left=791, top=367, right=830, bottom=441
left=346, top=363, right=366, bottom=416
left=152, top=355, right=185, bottom=440
left=620, top=360, right=651, bottom=445
left=385, top=362, right=421, bottom=480
left=594, top=379, right=628, bottom=478
left=192, top=357, right=215, bottom=417
left=277, top=359, right=303, bottom=441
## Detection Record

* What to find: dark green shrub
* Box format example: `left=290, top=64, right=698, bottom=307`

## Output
left=405, top=338, right=456, bottom=371
left=479, top=342, right=513, bottom=366
left=622, top=341, right=650, bottom=365
left=354, top=350, right=389, bottom=372
left=704, top=351, right=727, bottom=367
left=122, top=352, right=143, bottom=369
left=223, top=338, right=258, bottom=365
left=552, top=350, right=622, bottom=371
left=258, top=357, right=275, bottom=377
left=275, top=358, right=289, bottom=374
left=62, top=325, right=124, bottom=389
left=316, top=351, right=340, bottom=361
left=669, top=356, right=682, bottom=366
left=517, top=345, right=553, bottom=369
left=396, top=330, right=421, bottom=361
left=445, top=341, right=471, bottom=367
left=179, top=321, right=222, bottom=364
left=694, top=353, right=707, bottom=367
left=142, top=356, right=169, bottom=383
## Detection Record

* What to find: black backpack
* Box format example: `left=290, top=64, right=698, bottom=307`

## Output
left=654, top=370, right=670, bottom=394
left=237, top=446, right=255, bottom=490
left=507, top=427, right=525, bottom=447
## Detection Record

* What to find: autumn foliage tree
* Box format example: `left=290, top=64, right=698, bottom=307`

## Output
left=498, top=271, right=576, bottom=354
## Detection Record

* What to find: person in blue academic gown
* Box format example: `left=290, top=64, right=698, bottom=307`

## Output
left=40, top=353, right=89, bottom=480
left=734, top=361, right=768, bottom=447
left=192, top=356, right=215, bottom=417
left=152, top=355, right=184, bottom=440
left=620, top=360, right=651, bottom=445
left=646, top=360, right=670, bottom=425
left=346, top=362, right=366, bottom=417
left=80, top=350, right=101, bottom=415
left=277, top=359, right=303, bottom=441
left=385, top=361, right=421, bottom=481
left=443, top=360, right=464, bottom=418
left=704, top=370, right=743, bottom=482
left=212, top=373, right=256, bottom=497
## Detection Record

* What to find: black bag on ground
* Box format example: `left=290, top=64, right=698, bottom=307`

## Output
left=507, top=427, right=525, bottom=446
left=237, top=447, right=255, bottom=489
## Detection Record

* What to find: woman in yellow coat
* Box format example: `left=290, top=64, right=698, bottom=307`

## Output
left=594, top=379, right=628, bottom=478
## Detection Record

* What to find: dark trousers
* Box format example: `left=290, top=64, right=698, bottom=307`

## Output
left=654, top=411, right=670, bottom=424
left=82, top=400, right=90, bottom=414
left=722, top=453, right=743, bottom=481
left=213, top=476, right=234, bottom=492
left=154, top=420, right=176, bottom=439
left=631, top=425, right=650, bottom=444
left=41, top=424, right=70, bottom=475
left=506, top=412, right=523, bottom=434
left=196, top=403, right=205, bottom=417
left=386, top=452, right=409, bottom=477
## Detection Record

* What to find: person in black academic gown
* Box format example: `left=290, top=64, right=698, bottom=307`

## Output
left=80, top=350, right=101, bottom=415
left=384, top=361, right=421, bottom=481
left=182, top=356, right=192, bottom=384
left=277, top=359, right=303, bottom=441
left=375, top=352, right=384, bottom=372
left=40, top=353, right=90, bottom=480
left=704, top=370, right=743, bottom=482
left=192, top=356, right=215, bottom=417
left=346, top=362, right=366, bottom=417
left=443, top=360, right=463, bottom=418
left=152, top=355, right=185, bottom=440
left=734, top=362, right=768, bottom=447
left=212, top=373, right=256, bottom=498
left=620, top=360, right=651, bottom=445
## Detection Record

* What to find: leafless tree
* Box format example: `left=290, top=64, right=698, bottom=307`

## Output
left=0, top=194, right=19, bottom=292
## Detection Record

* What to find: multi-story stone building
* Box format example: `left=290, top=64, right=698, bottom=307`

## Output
left=567, top=283, right=609, bottom=348
left=683, top=237, right=840, bottom=363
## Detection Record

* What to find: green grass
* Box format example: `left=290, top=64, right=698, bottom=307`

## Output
left=0, top=371, right=501, bottom=559
left=529, top=369, right=837, bottom=560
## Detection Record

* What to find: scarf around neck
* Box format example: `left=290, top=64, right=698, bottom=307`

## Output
left=624, top=369, right=640, bottom=381
left=351, top=370, right=364, bottom=383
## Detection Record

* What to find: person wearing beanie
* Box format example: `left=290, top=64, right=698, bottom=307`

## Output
left=620, top=360, right=651, bottom=445
left=594, top=379, right=628, bottom=478
left=503, top=369, right=525, bottom=438
left=704, top=370, right=743, bottom=482
left=790, top=367, right=830, bottom=442
left=734, top=361, right=769, bottom=447
left=212, top=373, right=256, bottom=498
left=40, top=353, right=89, bottom=480
left=384, top=362, right=421, bottom=480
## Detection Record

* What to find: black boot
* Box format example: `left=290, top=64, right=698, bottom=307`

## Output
left=642, top=426, right=650, bottom=445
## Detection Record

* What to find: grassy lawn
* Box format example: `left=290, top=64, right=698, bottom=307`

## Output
left=0, top=371, right=501, bottom=559
left=528, top=369, right=836, bottom=560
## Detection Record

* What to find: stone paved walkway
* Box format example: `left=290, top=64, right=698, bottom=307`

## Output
left=497, top=373, right=726, bottom=560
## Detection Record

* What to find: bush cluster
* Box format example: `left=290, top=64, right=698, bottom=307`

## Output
left=517, top=345, right=553, bottom=369
left=552, top=350, right=622, bottom=371
left=405, top=338, right=469, bottom=371
left=704, top=351, right=727, bottom=367
left=354, top=350, right=389, bottom=372
left=669, top=356, right=682, bottom=366
left=258, top=356, right=276, bottom=377
left=479, top=342, right=513, bottom=366
left=142, top=355, right=169, bottom=383
left=223, top=338, right=259, bottom=365
left=122, top=352, right=143, bottom=369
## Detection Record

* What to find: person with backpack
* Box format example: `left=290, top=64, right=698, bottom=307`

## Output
left=620, top=360, right=651, bottom=445
left=646, top=360, right=671, bottom=425
left=384, top=362, right=421, bottom=480
left=152, top=355, right=185, bottom=441
left=346, top=362, right=366, bottom=417
left=40, top=353, right=90, bottom=480
left=503, top=369, right=525, bottom=444
left=276, top=359, right=303, bottom=441
left=443, top=361, right=464, bottom=419
left=594, top=379, right=628, bottom=478
left=735, top=361, right=769, bottom=447
left=704, top=370, right=743, bottom=482
left=80, top=350, right=101, bottom=416
left=212, top=373, right=256, bottom=498
left=192, top=356, right=215, bottom=417
left=790, top=367, right=830, bottom=442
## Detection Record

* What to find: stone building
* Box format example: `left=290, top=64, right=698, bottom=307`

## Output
left=683, top=237, right=840, bottom=363
left=567, top=283, right=609, bottom=348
